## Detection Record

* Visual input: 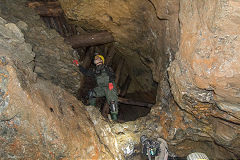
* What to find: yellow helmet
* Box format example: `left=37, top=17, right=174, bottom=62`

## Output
left=94, top=55, right=105, bottom=64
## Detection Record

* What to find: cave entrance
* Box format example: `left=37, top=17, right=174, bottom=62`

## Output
left=28, top=0, right=157, bottom=122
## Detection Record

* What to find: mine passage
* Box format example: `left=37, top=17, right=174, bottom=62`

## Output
left=28, top=0, right=158, bottom=122
left=0, top=0, right=239, bottom=159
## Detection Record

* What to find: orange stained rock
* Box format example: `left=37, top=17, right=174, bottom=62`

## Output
left=9, top=139, right=21, bottom=151
left=172, top=108, right=188, bottom=131
left=159, top=112, right=171, bottom=139
left=86, top=128, right=100, bottom=160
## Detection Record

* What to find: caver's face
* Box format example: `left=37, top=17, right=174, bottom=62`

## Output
left=94, top=56, right=102, bottom=66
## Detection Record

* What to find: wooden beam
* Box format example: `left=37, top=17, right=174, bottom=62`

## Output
left=119, top=75, right=131, bottom=97
left=50, top=17, right=57, bottom=30
left=34, top=8, right=63, bottom=17
left=56, top=17, right=64, bottom=36
left=60, top=16, right=69, bottom=36
left=82, top=47, right=95, bottom=68
left=41, top=17, right=51, bottom=28
left=102, top=103, right=109, bottom=118
left=28, top=2, right=63, bottom=17
left=115, top=58, right=125, bottom=85
left=65, top=32, right=114, bottom=48
left=118, top=97, right=153, bottom=108
left=104, top=44, right=110, bottom=57
left=28, top=2, right=61, bottom=8
left=105, top=45, right=116, bottom=65
left=71, top=24, right=77, bottom=36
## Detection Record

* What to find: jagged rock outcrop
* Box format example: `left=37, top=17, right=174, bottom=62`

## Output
left=168, top=0, right=240, bottom=158
left=0, top=16, right=116, bottom=159
left=0, top=0, right=81, bottom=95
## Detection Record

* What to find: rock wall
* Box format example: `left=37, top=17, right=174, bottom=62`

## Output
left=0, top=16, right=118, bottom=159
left=0, top=0, right=81, bottom=95
left=147, top=0, right=180, bottom=107
left=168, top=0, right=240, bottom=158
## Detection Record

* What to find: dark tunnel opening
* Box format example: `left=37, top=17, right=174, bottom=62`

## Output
left=75, top=45, right=157, bottom=122
left=33, top=1, right=158, bottom=122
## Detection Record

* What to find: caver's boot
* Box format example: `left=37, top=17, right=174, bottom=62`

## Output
left=110, top=112, right=118, bottom=121
left=110, top=101, right=118, bottom=121
left=88, top=90, right=96, bottom=106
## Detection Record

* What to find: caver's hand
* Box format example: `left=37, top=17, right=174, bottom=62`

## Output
left=108, top=83, right=114, bottom=90
left=73, top=60, right=79, bottom=66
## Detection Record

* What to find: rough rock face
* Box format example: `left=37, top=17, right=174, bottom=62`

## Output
left=168, top=0, right=240, bottom=157
left=0, top=0, right=81, bottom=95
left=147, top=0, right=180, bottom=107
left=0, top=16, right=115, bottom=159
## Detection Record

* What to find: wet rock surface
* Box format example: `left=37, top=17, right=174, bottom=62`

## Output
left=0, top=0, right=81, bottom=95
left=168, top=0, right=240, bottom=158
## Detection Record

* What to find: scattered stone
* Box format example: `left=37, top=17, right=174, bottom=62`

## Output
left=16, top=21, right=28, bottom=31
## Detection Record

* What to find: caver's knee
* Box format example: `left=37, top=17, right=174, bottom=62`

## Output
left=106, top=89, right=118, bottom=103
left=88, top=89, right=96, bottom=99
